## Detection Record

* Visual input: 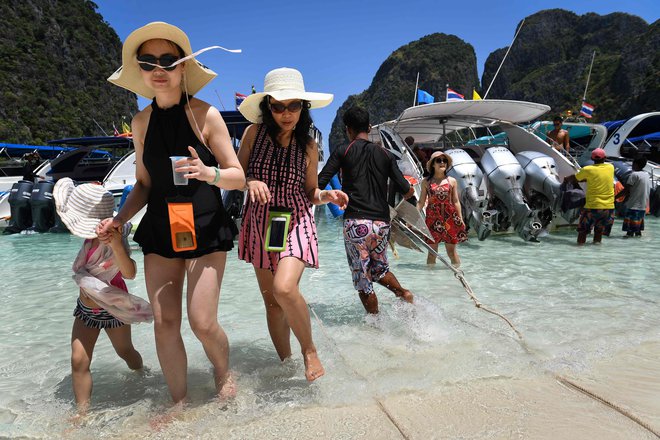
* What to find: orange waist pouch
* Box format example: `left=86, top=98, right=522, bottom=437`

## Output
left=167, top=201, right=197, bottom=252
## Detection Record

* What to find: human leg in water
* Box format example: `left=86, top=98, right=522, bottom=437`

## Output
left=255, top=268, right=292, bottom=361
left=426, top=243, right=439, bottom=264
left=271, top=257, right=324, bottom=381
left=358, top=290, right=379, bottom=314
left=445, top=243, right=460, bottom=267
left=593, top=230, right=603, bottom=244
left=377, top=271, right=414, bottom=303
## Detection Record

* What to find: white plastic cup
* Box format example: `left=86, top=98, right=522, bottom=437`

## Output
left=170, top=156, right=188, bottom=186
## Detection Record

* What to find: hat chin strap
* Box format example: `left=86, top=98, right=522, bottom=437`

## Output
left=181, top=73, right=209, bottom=153
left=137, top=45, right=242, bottom=70
left=172, top=45, right=241, bottom=67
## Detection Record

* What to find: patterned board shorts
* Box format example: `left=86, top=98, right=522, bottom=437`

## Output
left=73, top=298, right=125, bottom=329
left=577, top=208, right=614, bottom=235
left=622, top=209, right=645, bottom=233
left=343, top=219, right=390, bottom=295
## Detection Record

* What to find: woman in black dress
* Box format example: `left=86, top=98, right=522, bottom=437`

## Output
left=99, top=22, right=244, bottom=404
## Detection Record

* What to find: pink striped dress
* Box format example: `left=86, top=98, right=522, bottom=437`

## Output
left=238, top=125, right=319, bottom=271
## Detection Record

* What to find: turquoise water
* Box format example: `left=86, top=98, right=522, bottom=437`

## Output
left=0, top=211, right=658, bottom=438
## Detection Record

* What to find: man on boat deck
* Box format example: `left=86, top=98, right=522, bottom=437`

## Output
left=318, top=106, right=415, bottom=314
left=547, top=115, right=570, bottom=155
left=565, top=148, right=615, bottom=245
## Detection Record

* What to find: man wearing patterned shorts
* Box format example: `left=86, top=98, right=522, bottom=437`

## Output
left=319, top=106, right=415, bottom=313
left=565, top=148, right=615, bottom=245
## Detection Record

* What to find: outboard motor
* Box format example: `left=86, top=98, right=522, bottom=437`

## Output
left=3, top=180, right=34, bottom=234
left=445, top=149, right=495, bottom=240
left=49, top=210, right=69, bottom=233
left=516, top=151, right=562, bottom=226
left=481, top=147, right=542, bottom=242
left=30, top=180, right=55, bottom=232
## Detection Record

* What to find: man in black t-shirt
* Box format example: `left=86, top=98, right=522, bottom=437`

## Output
left=319, top=106, right=415, bottom=314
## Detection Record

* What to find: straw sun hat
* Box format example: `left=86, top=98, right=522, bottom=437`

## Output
left=238, top=67, right=334, bottom=123
left=54, top=178, right=115, bottom=239
left=108, top=21, right=217, bottom=99
left=426, top=151, right=453, bottom=173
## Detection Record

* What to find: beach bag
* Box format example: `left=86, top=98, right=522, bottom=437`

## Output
left=560, top=181, right=585, bottom=212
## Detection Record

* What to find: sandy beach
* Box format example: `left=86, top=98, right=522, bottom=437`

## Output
left=97, top=342, right=659, bottom=439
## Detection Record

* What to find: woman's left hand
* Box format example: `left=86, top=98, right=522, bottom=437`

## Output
left=175, top=146, right=215, bottom=183
left=323, top=189, right=349, bottom=210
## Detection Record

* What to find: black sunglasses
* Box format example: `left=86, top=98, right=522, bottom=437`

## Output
left=268, top=100, right=309, bottom=114
left=137, top=54, right=180, bottom=72
left=434, top=157, right=448, bottom=164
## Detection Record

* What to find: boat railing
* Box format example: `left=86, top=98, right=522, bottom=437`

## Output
left=526, top=124, right=582, bottom=169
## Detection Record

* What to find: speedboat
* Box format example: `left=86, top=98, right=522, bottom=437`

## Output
left=1, top=137, right=131, bottom=233
left=369, top=99, right=582, bottom=242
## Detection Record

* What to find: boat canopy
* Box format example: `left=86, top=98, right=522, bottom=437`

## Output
left=626, top=132, right=660, bottom=144
left=373, top=100, right=550, bottom=144
left=0, top=143, right=75, bottom=159
left=48, top=136, right=132, bottom=149
left=601, top=119, right=627, bottom=131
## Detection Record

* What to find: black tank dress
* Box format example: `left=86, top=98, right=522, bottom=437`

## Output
left=133, top=94, right=237, bottom=258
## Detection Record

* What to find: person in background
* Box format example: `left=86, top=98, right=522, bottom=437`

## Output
left=417, top=151, right=467, bottom=266
left=564, top=148, right=614, bottom=245
left=547, top=115, right=570, bottom=155
left=54, top=178, right=152, bottom=415
left=21, top=151, right=41, bottom=182
left=618, top=157, right=650, bottom=237
left=237, top=67, right=347, bottom=381
left=99, top=22, right=245, bottom=404
left=319, top=106, right=414, bottom=314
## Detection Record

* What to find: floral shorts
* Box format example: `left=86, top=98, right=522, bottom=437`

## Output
left=577, top=208, right=614, bottom=235
left=343, top=219, right=390, bottom=295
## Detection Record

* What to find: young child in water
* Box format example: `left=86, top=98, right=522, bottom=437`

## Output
left=54, top=178, right=153, bottom=414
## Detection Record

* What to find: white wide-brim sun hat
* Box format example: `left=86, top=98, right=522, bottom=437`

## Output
left=108, top=21, right=217, bottom=99
left=54, top=178, right=115, bottom=239
left=238, top=67, right=334, bottom=124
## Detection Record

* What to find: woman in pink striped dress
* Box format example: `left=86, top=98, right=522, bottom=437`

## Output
left=237, top=68, right=347, bottom=381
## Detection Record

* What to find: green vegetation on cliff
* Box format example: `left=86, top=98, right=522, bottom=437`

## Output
left=330, top=9, right=658, bottom=152
left=329, top=34, right=479, bottom=151
left=0, top=0, right=137, bottom=144
left=482, top=10, right=658, bottom=120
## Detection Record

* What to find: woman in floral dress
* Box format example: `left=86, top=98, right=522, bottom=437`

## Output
left=417, top=151, right=467, bottom=266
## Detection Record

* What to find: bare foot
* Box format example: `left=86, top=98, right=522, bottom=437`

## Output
left=400, top=290, right=414, bottom=304
left=149, top=401, right=185, bottom=431
left=216, top=371, right=237, bottom=401
left=303, top=351, right=325, bottom=382
left=65, top=411, right=87, bottom=432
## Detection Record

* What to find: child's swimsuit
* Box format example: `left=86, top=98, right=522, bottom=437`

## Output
left=71, top=224, right=153, bottom=327
left=73, top=242, right=128, bottom=329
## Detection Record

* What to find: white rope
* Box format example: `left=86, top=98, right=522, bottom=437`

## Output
left=309, top=305, right=410, bottom=439
left=385, top=215, right=659, bottom=437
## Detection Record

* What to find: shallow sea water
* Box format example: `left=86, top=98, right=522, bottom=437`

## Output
left=0, top=210, right=658, bottom=438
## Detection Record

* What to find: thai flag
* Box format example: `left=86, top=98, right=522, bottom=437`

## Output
left=446, top=88, right=464, bottom=102
left=580, top=102, right=594, bottom=118
left=235, top=92, right=247, bottom=109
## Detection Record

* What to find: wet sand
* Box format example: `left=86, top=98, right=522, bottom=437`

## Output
left=111, top=342, right=659, bottom=440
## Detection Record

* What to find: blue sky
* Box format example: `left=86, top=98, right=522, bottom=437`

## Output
left=95, top=1, right=658, bottom=147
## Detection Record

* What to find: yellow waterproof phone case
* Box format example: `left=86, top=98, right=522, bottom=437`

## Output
left=167, top=202, right=197, bottom=252
left=265, top=207, right=292, bottom=252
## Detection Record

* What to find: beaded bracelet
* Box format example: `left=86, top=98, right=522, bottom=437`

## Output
left=209, top=167, right=221, bottom=185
